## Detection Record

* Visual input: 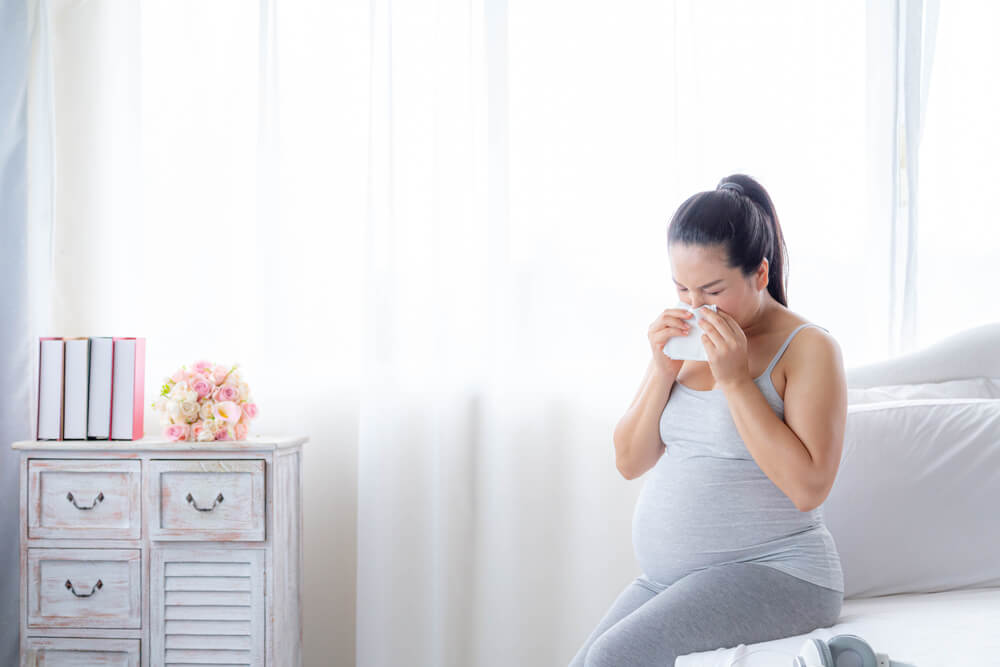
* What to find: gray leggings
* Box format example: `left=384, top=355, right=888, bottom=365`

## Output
left=569, top=562, right=843, bottom=667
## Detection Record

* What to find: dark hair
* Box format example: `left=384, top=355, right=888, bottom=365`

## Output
left=666, top=173, right=789, bottom=307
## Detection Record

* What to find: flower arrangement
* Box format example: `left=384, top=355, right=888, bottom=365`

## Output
left=150, top=360, right=259, bottom=442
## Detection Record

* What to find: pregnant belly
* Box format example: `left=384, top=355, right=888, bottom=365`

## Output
left=631, top=453, right=817, bottom=586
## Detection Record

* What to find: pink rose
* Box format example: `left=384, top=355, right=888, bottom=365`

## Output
left=165, top=423, right=189, bottom=441
left=215, top=427, right=232, bottom=441
left=242, top=403, right=259, bottom=419
left=213, top=401, right=242, bottom=424
left=170, top=368, right=186, bottom=383
left=192, top=360, right=213, bottom=373
left=212, top=365, right=230, bottom=384
left=217, top=384, right=239, bottom=402
left=234, top=422, right=248, bottom=440
left=191, top=378, right=213, bottom=398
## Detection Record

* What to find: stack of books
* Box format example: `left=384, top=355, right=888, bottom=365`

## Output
left=36, top=337, right=146, bottom=441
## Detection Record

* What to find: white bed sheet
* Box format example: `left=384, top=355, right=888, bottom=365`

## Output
left=675, top=586, right=1000, bottom=667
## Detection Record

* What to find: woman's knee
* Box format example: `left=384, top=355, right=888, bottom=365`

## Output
left=583, top=630, right=676, bottom=667
left=582, top=633, right=624, bottom=667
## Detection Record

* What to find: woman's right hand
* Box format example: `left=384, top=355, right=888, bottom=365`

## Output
left=649, top=307, right=694, bottom=377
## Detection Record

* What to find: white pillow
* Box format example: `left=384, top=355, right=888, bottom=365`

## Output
left=822, top=397, right=1000, bottom=598
left=847, top=377, right=1000, bottom=404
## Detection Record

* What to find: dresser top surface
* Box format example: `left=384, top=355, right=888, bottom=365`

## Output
left=11, top=434, right=308, bottom=452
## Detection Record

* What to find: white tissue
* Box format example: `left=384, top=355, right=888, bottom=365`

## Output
left=662, top=302, right=718, bottom=361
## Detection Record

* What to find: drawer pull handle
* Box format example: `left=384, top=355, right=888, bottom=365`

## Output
left=65, top=578, right=103, bottom=598
left=66, top=491, right=104, bottom=510
left=186, top=492, right=224, bottom=511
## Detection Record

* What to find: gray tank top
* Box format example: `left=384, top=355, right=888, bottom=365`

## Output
left=631, top=322, right=845, bottom=593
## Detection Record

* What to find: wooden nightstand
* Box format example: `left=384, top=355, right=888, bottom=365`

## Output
left=11, top=435, right=307, bottom=667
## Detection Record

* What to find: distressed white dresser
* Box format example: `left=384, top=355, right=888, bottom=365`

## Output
left=11, top=435, right=307, bottom=667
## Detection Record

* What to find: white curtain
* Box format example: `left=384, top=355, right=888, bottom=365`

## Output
left=11, top=0, right=1000, bottom=665
left=18, top=0, right=367, bottom=663
left=360, top=1, right=944, bottom=665
left=1, top=0, right=31, bottom=663
left=915, top=1, right=1000, bottom=346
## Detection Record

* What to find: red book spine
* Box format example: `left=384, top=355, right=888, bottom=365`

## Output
left=133, top=337, right=145, bottom=439
left=111, top=336, right=146, bottom=440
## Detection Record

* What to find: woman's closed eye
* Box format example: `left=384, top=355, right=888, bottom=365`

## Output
left=678, top=288, right=722, bottom=296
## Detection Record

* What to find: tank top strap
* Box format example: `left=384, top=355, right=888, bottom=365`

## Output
left=763, top=323, right=829, bottom=377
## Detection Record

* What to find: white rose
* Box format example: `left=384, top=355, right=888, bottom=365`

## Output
left=197, top=424, right=216, bottom=441
left=238, top=381, right=249, bottom=401
left=166, top=400, right=181, bottom=420
left=199, top=402, right=215, bottom=421
left=168, top=382, right=188, bottom=401
left=179, top=400, right=200, bottom=420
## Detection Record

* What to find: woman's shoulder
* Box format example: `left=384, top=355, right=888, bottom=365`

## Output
left=778, top=312, right=842, bottom=370
left=768, top=310, right=844, bottom=400
left=785, top=313, right=836, bottom=342
left=768, top=307, right=832, bottom=340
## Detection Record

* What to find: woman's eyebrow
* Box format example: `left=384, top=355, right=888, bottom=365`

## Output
left=672, top=277, right=723, bottom=289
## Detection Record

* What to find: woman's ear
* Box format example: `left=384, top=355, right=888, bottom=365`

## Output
left=756, top=258, right=769, bottom=291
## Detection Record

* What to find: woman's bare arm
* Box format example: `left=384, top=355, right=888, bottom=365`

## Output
left=613, top=359, right=677, bottom=479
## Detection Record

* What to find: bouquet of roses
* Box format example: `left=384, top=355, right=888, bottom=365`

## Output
left=151, top=360, right=259, bottom=442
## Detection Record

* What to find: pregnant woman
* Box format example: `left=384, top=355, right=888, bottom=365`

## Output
left=569, top=174, right=846, bottom=667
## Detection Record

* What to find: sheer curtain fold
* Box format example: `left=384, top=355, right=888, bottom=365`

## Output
left=890, top=0, right=940, bottom=355
left=914, top=0, right=1000, bottom=347
left=358, top=0, right=490, bottom=663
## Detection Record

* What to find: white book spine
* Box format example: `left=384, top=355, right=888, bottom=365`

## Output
left=63, top=339, right=90, bottom=439
left=111, top=339, right=137, bottom=439
left=88, top=337, right=114, bottom=439
left=37, top=339, right=64, bottom=440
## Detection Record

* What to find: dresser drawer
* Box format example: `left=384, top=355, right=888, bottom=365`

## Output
left=24, top=636, right=140, bottom=666
left=27, top=548, right=141, bottom=629
left=149, top=459, right=265, bottom=541
left=27, top=459, right=141, bottom=540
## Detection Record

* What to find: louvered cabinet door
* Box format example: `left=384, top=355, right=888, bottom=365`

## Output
left=150, top=548, right=265, bottom=666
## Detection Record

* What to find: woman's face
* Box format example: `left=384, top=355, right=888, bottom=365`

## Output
left=668, top=243, right=767, bottom=330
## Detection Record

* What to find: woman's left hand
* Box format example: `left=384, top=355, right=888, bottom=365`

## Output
left=697, top=308, right=752, bottom=389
